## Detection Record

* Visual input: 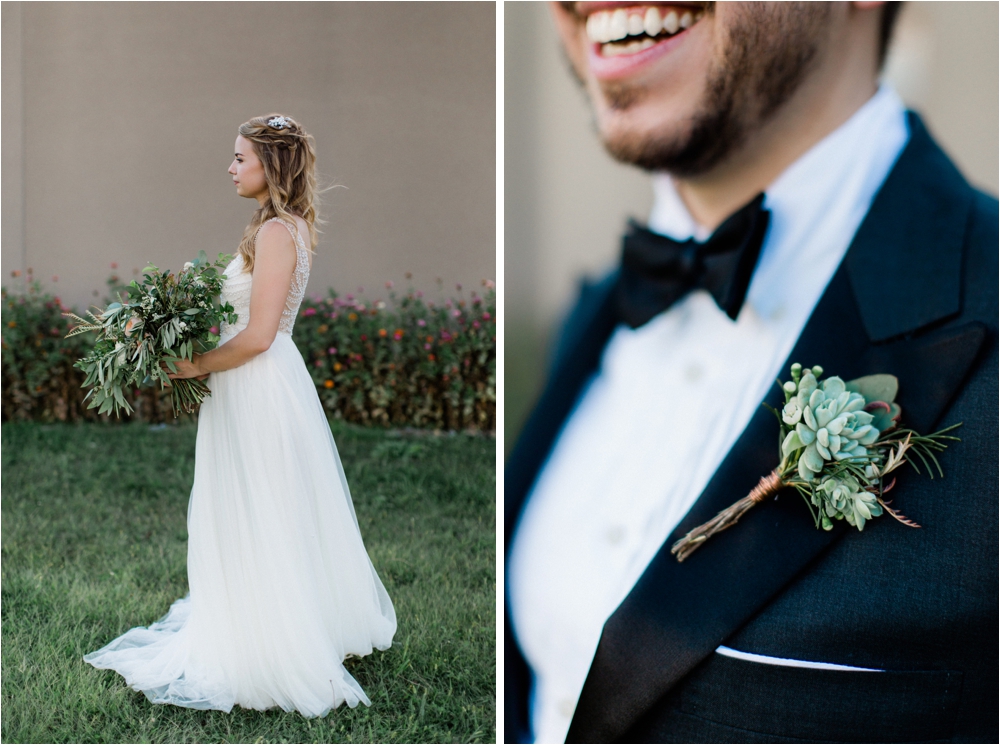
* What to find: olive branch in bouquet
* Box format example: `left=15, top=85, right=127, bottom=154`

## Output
left=64, top=251, right=237, bottom=418
left=670, top=362, right=961, bottom=562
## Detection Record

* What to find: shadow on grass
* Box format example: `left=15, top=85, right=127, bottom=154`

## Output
left=1, top=421, right=495, bottom=744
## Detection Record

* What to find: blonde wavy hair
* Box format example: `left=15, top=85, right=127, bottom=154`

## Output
left=236, top=113, right=319, bottom=273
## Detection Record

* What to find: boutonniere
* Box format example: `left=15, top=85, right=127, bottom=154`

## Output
left=671, top=363, right=961, bottom=562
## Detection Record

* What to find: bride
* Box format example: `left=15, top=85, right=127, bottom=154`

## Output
left=84, top=114, right=396, bottom=717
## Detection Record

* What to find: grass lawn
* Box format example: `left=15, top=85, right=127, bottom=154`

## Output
left=1, top=421, right=495, bottom=744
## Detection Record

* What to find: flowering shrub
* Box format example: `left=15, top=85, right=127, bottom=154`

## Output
left=294, top=280, right=496, bottom=431
left=2, top=271, right=496, bottom=431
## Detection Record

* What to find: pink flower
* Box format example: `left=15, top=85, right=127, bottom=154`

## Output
left=302, top=307, right=317, bottom=316
left=360, top=334, right=368, bottom=341
left=482, top=312, right=491, bottom=320
left=385, top=280, right=394, bottom=289
left=424, top=343, right=431, bottom=350
left=346, top=294, right=354, bottom=301
left=209, top=326, right=219, bottom=334
left=315, top=359, right=323, bottom=367
left=473, top=321, right=481, bottom=329
left=51, top=275, right=59, bottom=282
left=110, top=262, right=118, bottom=269
left=417, top=319, right=426, bottom=327
left=328, top=347, right=337, bottom=355
left=452, top=309, right=462, bottom=318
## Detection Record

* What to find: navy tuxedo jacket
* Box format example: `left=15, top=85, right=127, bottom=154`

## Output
left=504, top=114, right=998, bottom=744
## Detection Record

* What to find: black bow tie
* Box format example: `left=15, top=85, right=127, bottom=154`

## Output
left=614, top=193, right=771, bottom=329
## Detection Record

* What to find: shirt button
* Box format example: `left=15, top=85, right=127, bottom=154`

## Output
left=605, top=525, right=625, bottom=545
left=684, top=363, right=704, bottom=383
left=559, top=698, right=576, bottom=718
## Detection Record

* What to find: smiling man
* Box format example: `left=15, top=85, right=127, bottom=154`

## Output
left=505, top=3, right=998, bottom=744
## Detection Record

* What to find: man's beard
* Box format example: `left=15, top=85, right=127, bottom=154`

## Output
left=599, top=3, right=831, bottom=178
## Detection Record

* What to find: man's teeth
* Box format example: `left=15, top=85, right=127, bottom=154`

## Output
left=602, top=37, right=659, bottom=57
left=586, top=6, right=701, bottom=45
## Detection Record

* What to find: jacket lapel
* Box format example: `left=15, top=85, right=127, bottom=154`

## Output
left=504, top=272, right=620, bottom=546
left=504, top=272, right=620, bottom=742
left=566, top=113, right=986, bottom=743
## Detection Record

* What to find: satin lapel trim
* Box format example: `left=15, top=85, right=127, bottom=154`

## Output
left=504, top=275, right=620, bottom=546
left=847, top=112, right=973, bottom=342
left=566, top=269, right=987, bottom=743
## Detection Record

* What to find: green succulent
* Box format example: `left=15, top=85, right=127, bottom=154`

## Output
left=780, top=368, right=880, bottom=482
left=812, top=472, right=883, bottom=530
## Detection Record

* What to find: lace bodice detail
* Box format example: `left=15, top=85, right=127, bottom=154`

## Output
left=219, top=218, right=310, bottom=341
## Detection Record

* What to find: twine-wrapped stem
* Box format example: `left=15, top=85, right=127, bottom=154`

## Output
left=671, top=469, right=784, bottom=562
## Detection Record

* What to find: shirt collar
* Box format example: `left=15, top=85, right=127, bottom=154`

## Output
left=647, top=85, right=909, bottom=246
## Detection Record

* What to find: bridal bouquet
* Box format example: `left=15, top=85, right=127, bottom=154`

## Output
left=65, top=252, right=237, bottom=417
left=671, top=362, right=961, bottom=561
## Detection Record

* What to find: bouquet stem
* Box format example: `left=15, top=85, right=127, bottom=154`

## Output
left=170, top=378, right=211, bottom=417
left=671, top=470, right=784, bottom=562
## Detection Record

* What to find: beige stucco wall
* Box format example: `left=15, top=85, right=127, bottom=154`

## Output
left=2, top=1, right=496, bottom=308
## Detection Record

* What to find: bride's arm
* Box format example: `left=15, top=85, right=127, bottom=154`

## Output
left=168, top=222, right=296, bottom=378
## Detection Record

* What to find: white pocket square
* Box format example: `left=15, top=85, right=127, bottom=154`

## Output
left=715, top=645, right=883, bottom=672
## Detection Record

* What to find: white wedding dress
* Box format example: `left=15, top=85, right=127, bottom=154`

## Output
left=84, top=218, right=397, bottom=717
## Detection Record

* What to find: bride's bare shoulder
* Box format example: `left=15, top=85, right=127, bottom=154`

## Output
left=254, top=220, right=297, bottom=265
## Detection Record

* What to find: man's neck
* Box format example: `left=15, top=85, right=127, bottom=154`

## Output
left=674, top=16, right=880, bottom=231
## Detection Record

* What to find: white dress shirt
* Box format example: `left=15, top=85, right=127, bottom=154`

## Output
left=507, top=86, right=909, bottom=745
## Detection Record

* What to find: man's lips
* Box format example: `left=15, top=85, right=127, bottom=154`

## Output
left=575, top=3, right=706, bottom=80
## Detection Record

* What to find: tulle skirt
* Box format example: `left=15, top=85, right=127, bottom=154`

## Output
left=84, top=333, right=397, bottom=716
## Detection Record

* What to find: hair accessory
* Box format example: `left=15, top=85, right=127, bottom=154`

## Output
left=267, top=116, right=292, bottom=130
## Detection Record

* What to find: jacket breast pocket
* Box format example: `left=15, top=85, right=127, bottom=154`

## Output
left=671, top=652, right=963, bottom=743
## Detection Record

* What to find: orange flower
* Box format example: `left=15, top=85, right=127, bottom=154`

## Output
left=7, top=321, right=15, bottom=328
left=348, top=313, right=358, bottom=322
left=324, top=380, right=334, bottom=389
left=317, top=324, right=329, bottom=333
left=334, top=363, right=342, bottom=372
left=428, top=354, right=435, bottom=361
left=379, top=328, right=387, bottom=337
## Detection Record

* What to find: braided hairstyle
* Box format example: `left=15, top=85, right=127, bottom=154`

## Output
left=236, top=114, right=319, bottom=273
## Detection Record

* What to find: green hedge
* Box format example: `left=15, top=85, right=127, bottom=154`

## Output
left=2, top=273, right=495, bottom=431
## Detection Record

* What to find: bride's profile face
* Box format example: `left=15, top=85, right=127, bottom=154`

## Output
left=228, top=135, right=268, bottom=203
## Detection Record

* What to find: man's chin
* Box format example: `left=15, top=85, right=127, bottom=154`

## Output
left=593, top=98, right=695, bottom=173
